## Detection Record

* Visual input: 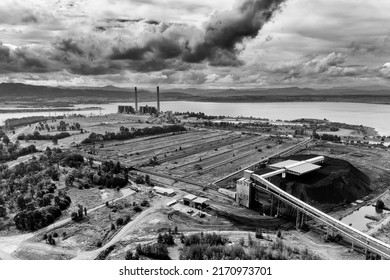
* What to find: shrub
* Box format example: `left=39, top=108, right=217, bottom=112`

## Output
left=123, top=215, right=131, bottom=224
left=125, top=250, right=133, bottom=260
left=116, top=218, right=124, bottom=226
left=71, top=212, right=78, bottom=221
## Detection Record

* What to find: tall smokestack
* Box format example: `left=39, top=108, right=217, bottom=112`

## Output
left=157, top=86, right=160, bottom=113
left=134, top=87, right=138, bottom=112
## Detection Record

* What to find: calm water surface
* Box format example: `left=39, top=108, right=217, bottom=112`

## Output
left=1, top=101, right=390, bottom=135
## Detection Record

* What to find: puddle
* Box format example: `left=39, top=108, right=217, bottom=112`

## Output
left=340, top=204, right=388, bottom=231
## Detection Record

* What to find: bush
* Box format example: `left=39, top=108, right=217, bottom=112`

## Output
left=123, top=215, right=131, bottom=224
left=125, top=250, right=133, bottom=260
left=116, top=217, right=124, bottom=226
left=376, top=199, right=385, bottom=209
left=71, top=212, right=78, bottom=221
left=133, top=205, right=142, bottom=212
left=136, top=243, right=170, bottom=260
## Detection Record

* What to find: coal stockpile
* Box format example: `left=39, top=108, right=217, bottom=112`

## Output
left=268, top=155, right=371, bottom=209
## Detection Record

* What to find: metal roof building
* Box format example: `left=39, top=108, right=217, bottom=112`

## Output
left=152, top=186, right=176, bottom=196
left=268, top=156, right=324, bottom=176
left=183, top=194, right=197, bottom=201
left=286, top=163, right=321, bottom=176
left=193, top=197, right=209, bottom=204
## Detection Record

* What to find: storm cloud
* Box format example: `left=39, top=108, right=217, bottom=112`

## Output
left=110, top=0, right=287, bottom=68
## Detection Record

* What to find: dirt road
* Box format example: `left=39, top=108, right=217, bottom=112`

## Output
left=74, top=195, right=172, bottom=259
left=0, top=183, right=137, bottom=259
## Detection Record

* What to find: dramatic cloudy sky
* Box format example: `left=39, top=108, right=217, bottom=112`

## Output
left=0, top=0, right=389, bottom=88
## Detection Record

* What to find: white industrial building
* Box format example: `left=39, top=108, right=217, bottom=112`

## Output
left=152, top=186, right=176, bottom=197
left=218, top=188, right=236, bottom=199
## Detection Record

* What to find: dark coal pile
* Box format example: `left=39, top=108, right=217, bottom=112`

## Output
left=266, top=155, right=371, bottom=209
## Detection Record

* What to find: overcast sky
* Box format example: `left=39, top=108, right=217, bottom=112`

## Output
left=0, top=0, right=389, bottom=88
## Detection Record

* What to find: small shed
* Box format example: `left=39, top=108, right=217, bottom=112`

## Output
left=192, top=197, right=209, bottom=209
left=182, top=194, right=197, bottom=206
left=152, top=186, right=176, bottom=197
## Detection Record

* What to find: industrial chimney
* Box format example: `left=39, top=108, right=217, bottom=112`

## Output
left=156, top=86, right=160, bottom=113
left=134, top=87, right=138, bottom=112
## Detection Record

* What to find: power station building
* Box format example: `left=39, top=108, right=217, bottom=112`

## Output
left=117, top=86, right=161, bottom=115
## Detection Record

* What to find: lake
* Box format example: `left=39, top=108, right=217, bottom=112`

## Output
left=1, top=101, right=390, bottom=136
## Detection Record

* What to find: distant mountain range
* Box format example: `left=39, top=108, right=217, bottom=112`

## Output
left=1, top=82, right=390, bottom=104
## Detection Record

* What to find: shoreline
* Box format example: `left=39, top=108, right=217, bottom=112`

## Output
left=0, top=107, right=101, bottom=113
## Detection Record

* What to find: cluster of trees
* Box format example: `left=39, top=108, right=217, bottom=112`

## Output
left=1, top=132, right=39, bottom=163
left=71, top=204, right=87, bottom=222
left=14, top=204, right=64, bottom=231
left=179, top=233, right=319, bottom=260
left=17, top=131, right=71, bottom=141
left=176, top=112, right=224, bottom=120
left=0, top=148, right=78, bottom=231
left=157, top=231, right=175, bottom=245
left=135, top=243, right=170, bottom=260
left=200, top=121, right=273, bottom=130
left=56, top=120, right=81, bottom=132
left=313, top=132, right=341, bottom=142
left=89, top=162, right=129, bottom=189
left=0, top=143, right=37, bottom=163
left=82, top=125, right=186, bottom=144
left=63, top=153, right=84, bottom=168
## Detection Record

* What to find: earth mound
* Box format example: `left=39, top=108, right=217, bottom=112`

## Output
left=265, top=155, right=371, bottom=210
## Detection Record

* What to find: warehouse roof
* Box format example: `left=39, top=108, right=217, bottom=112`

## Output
left=153, top=186, right=176, bottom=195
left=183, top=194, right=197, bottom=201
left=269, top=160, right=300, bottom=169
left=193, top=197, right=209, bottom=204
left=287, top=163, right=321, bottom=176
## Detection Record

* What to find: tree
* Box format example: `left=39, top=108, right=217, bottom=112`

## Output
left=125, top=250, right=133, bottom=260
left=2, top=135, right=10, bottom=146
left=157, top=233, right=163, bottom=243
left=248, top=233, right=254, bottom=247
left=145, top=175, right=150, bottom=185
left=52, top=137, right=58, bottom=145
left=376, top=199, right=385, bottom=209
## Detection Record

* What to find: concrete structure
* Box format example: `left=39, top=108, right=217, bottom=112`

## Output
left=192, top=197, right=209, bottom=209
left=236, top=170, right=254, bottom=208
left=157, top=86, right=160, bottom=113
left=218, top=188, right=236, bottom=199
left=182, top=194, right=197, bottom=206
left=152, top=186, right=176, bottom=196
left=118, top=105, right=135, bottom=114
left=182, top=194, right=208, bottom=208
left=139, top=105, right=157, bottom=115
left=134, top=87, right=138, bottom=112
